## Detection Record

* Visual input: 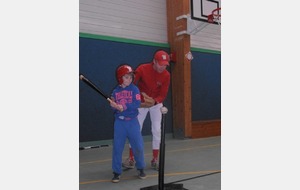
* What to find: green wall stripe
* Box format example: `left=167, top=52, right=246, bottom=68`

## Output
left=79, top=32, right=169, bottom=48
left=191, top=47, right=221, bottom=54
left=79, top=32, right=221, bottom=54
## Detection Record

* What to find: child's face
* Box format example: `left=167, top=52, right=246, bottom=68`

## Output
left=121, top=74, right=133, bottom=87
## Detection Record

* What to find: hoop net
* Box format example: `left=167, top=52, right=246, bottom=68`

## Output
left=207, top=8, right=221, bottom=25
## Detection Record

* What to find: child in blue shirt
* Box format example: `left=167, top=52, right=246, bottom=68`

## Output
left=109, top=64, right=146, bottom=183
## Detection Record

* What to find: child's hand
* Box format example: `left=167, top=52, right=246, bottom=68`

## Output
left=108, top=99, right=123, bottom=112
left=116, top=104, right=124, bottom=112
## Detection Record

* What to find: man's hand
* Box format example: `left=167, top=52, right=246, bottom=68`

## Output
left=141, top=92, right=155, bottom=108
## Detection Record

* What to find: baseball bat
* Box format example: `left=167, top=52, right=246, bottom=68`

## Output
left=79, top=74, right=111, bottom=102
left=79, top=144, right=109, bottom=150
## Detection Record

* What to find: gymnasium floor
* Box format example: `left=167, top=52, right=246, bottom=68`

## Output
left=79, top=136, right=221, bottom=190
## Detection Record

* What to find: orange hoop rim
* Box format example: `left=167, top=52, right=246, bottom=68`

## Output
left=207, top=7, right=221, bottom=24
left=212, top=7, right=221, bottom=17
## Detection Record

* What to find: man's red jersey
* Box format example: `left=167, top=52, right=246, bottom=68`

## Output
left=134, top=62, right=170, bottom=104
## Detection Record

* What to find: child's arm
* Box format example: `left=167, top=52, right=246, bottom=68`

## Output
left=109, top=97, right=124, bottom=112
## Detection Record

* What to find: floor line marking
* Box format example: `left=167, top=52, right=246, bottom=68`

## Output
left=79, top=170, right=221, bottom=185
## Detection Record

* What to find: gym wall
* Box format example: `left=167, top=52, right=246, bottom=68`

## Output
left=191, top=51, right=221, bottom=121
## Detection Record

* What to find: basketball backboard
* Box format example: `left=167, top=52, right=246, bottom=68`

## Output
left=190, top=0, right=221, bottom=24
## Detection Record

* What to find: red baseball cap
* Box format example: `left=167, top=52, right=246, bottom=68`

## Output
left=154, top=50, right=170, bottom=66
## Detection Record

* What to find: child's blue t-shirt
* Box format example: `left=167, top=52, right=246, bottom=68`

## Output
left=111, top=83, right=141, bottom=119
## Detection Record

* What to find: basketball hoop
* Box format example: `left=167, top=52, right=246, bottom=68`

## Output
left=207, top=7, right=221, bottom=25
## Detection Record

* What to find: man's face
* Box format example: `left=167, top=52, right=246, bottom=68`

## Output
left=153, top=59, right=167, bottom=73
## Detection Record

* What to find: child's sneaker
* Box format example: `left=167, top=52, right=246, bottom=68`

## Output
left=122, top=157, right=136, bottom=169
left=138, top=169, right=147, bottom=179
left=151, top=159, right=159, bottom=171
left=111, top=172, right=120, bottom=183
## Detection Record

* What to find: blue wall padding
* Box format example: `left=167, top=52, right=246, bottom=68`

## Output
left=79, top=37, right=221, bottom=142
left=191, top=51, right=221, bottom=121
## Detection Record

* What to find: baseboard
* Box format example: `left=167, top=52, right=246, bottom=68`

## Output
left=191, top=119, right=221, bottom=138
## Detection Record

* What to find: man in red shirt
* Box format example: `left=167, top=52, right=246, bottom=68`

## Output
left=122, top=50, right=171, bottom=170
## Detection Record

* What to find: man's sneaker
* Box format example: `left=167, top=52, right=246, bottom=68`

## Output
left=122, top=158, right=136, bottom=169
left=138, top=169, right=147, bottom=179
left=151, top=159, right=159, bottom=171
left=111, top=172, right=120, bottom=183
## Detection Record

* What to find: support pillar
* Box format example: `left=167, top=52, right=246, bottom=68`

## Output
left=167, top=0, right=192, bottom=138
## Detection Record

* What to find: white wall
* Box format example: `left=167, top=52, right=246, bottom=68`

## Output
left=190, top=22, right=221, bottom=51
left=79, top=0, right=168, bottom=43
left=79, top=0, right=221, bottom=52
